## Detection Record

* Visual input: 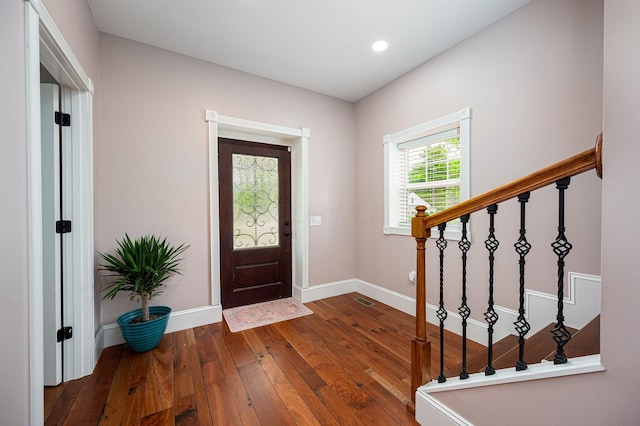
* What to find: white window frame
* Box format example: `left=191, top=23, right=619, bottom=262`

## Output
left=384, top=108, right=471, bottom=240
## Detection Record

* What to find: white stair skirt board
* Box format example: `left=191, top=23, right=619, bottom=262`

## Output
left=450, top=272, right=602, bottom=346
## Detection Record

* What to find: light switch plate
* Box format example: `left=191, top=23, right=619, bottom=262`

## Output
left=310, top=216, right=322, bottom=226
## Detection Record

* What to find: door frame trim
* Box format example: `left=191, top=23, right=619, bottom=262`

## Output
left=206, top=110, right=310, bottom=309
left=25, top=1, right=95, bottom=422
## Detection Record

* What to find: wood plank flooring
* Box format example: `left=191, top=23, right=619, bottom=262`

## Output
left=44, top=293, right=483, bottom=425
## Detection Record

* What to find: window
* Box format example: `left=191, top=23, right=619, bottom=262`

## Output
left=384, top=108, right=470, bottom=239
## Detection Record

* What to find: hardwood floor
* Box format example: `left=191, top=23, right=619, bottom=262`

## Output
left=44, top=293, right=484, bottom=425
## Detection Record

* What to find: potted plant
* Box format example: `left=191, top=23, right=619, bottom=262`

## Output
left=99, top=234, right=188, bottom=352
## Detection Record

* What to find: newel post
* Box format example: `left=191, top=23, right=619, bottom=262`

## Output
left=409, top=205, right=432, bottom=411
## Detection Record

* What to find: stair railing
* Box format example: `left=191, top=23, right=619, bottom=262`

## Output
left=408, top=134, right=603, bottom=410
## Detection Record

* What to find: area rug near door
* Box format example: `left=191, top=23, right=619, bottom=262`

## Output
left=223, top=298, right=313, bottom=332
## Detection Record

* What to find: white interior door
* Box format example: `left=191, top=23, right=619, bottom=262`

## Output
left=41, top=83, right=62, bottom=386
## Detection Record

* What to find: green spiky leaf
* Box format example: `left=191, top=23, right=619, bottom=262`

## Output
left=98, top=234, right=189, bottom=321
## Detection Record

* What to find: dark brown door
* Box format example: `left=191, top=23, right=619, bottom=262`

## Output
left=218, top=138, right=292, bottom=308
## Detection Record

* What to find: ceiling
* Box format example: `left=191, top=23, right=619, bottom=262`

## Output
left=87, top=0, right=532, bottom=102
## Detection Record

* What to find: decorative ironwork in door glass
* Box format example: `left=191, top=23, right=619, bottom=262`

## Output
left=232, top=154, right=279, bottom=249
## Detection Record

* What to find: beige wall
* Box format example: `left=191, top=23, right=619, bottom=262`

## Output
left=0, top=1, right=30, bottom=423
left=355, top=0, right=603, bottom=317
left=417, top=0, right=640, bottom=423
left=97, top=34, right=357, bottom=323
left=42, top=0, right=100, bottom=83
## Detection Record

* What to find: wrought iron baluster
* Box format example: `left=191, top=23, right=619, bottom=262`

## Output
left=484, top=204, right=499, bottom=376
left=436, top=223, right=448, bottom=383
left=551, top=177, right=573, bottom=364
left=458, top=214, right=471, bottom=380
left=514, top=192, right=532, bottom=371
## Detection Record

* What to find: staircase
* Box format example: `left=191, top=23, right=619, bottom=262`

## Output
left=408, top=136, right=604, bottom=412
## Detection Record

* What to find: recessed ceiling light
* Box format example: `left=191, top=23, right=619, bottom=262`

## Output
left=371, top=40, right=388, bottom=52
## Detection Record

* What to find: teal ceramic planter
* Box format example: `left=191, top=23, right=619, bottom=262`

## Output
left=117, top=306, right=171, bottom=353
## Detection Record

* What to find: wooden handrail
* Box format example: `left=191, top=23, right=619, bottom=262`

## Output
left=424, top=133, right=603, bottom=229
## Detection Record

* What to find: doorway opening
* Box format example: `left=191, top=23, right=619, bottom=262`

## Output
left=26, top=2, right=96, bottom=422
left=206, top=111, right=310, bottom=314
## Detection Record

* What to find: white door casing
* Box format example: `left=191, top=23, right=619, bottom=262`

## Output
left=206, top=111, right=310, bottom=311
left=26, top=1, right=95, bottom=423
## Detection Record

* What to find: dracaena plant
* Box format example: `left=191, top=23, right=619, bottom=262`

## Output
left=99, top=234, right=189, bottom=322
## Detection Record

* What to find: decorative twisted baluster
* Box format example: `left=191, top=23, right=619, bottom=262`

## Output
left=436, top=223, right=448, bottom=383
left=551, top=177, right=573, bottom=364
left=484, top=204, right=499, bottom=376
left=514, top=192, right=532, bottom=371
left=458, top=214, right=471, bottom=380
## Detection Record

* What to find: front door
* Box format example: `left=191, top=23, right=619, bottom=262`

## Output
left=218, top=138, right=292, bottom=308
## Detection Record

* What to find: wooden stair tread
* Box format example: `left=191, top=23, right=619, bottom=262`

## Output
left=545, top=314, right=600, bottom=360
left=442, top=316, right=600, bottom=377
left=443, top=334, right=519, bottom=378
left=492, top=323, right=577, bottom=370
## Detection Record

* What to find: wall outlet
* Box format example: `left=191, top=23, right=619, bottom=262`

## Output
left=310, top=216, right=322, bottom=226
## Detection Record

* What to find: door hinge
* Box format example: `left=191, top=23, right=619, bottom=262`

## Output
left=57, top=326, right=72, bottom=342
left=55, top=111, right=71, bottom=127
left=56, top=220, right=72, bottom=234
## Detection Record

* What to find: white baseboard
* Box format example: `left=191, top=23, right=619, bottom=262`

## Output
left=296, top=278, right=416, bottom=316
left=297, top=272, right=600, bottom=347
left=354, top=279, right=417, bottom=316
left=94, top=326, right=104, bottom=364
left=297, top=278, right=496, bottom=345
left=96, top=304, right=222, bottom=354
left=415, top=391, right=472, bottom=426
left=295, top=279, right=358, bottom=303
left=95, top=272, right=600, bottom=361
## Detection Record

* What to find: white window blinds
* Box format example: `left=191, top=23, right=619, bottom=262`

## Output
left=396, top=128, right=461, bottom=227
